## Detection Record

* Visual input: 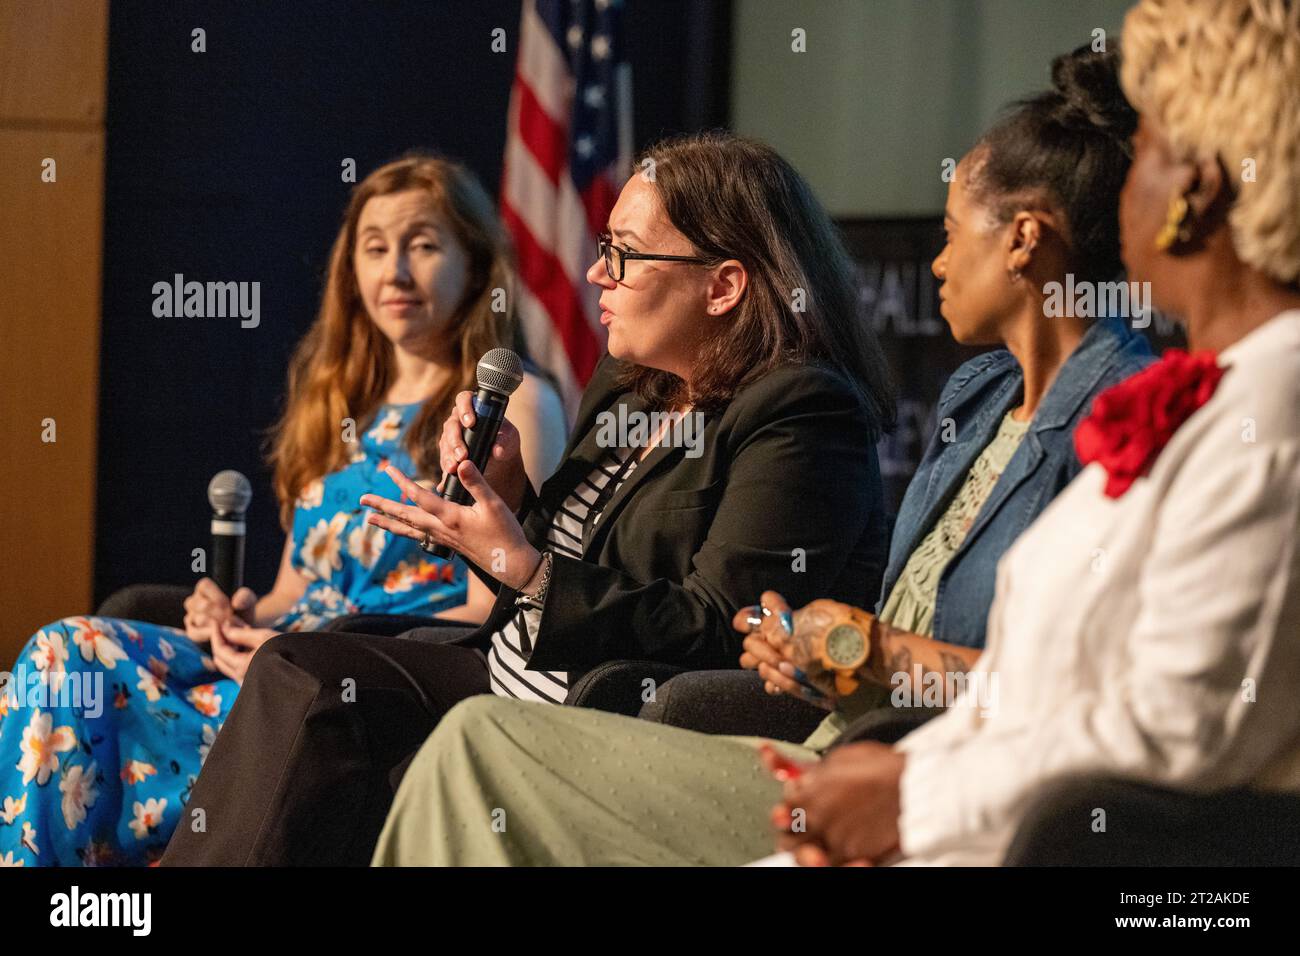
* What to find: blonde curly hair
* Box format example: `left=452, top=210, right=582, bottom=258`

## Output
left=1121, top=0, right=1300, bottom=284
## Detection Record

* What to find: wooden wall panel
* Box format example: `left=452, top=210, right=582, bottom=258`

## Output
left=0, top=0, right=108, bottom=664
left=0, top=0, right=108, bottom=124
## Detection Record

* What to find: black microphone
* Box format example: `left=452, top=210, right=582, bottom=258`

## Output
left=208, top=470, right=252, bottom=598
left=430, top=348, right=525, bottom=559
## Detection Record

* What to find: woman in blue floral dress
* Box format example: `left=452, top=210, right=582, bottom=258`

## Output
left=0, top=154, right=566, bottom=866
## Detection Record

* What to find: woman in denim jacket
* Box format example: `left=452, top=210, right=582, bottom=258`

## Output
left=883, top=313, right=1152, bottom=653
left=769, top=46, right=1153, bottom=746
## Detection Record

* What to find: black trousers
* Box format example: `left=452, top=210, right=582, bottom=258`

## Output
left=161, top=625, right=491, bottom=866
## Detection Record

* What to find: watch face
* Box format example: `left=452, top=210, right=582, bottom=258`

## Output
left=825, top=624, right=866, bottom=667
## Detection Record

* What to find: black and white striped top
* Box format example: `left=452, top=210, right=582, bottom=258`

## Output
left=487, top=446, right=639, bottom=703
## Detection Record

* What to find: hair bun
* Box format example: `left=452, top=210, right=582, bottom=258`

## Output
left=1047, top=44, right=1136, bottom=144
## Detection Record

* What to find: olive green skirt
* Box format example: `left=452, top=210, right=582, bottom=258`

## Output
left=371, top=695, right=820, bottom=867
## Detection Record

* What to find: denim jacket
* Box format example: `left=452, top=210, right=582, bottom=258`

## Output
left=878, top=317, right=1153, bottom=648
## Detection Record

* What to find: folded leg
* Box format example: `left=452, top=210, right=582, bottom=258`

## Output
left=373, top=695, right=815, bottom=866
left=162, top=629, right=489, bottom=866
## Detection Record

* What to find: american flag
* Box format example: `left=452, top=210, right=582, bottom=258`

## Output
left=501, top=0, right=632, bottom=415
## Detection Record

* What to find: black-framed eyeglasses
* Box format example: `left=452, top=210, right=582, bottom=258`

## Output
left=597, top=232, right=708, bottom=282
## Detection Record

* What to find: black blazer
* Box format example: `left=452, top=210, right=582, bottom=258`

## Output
left=466, top=354, right=889, bottom=681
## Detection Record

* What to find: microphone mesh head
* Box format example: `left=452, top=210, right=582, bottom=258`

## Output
left=208, top=470, right=253, bottom=516
left=476, top=348, right=524, bottom=395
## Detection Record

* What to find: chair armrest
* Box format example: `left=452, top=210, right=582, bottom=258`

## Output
left=825, top=705, right=940, bottom=748
left=95, top=584, right=191, bottom=629
left=321, top=613, right=466, bottom=637
left=638, top=669, right=827, bottom=742
left=564, top=660, right=688, bottom=715
left=1003, top=774, right=1300, bottom=866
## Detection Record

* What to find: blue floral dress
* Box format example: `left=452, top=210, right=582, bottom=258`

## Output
left=0, top=402, right=466, bottom=866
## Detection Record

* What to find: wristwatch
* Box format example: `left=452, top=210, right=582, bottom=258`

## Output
left=814, top=606, right=874, bottom=696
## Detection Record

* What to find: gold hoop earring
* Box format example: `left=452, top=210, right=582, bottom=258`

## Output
left=1155, top=194, right=1191, bottom=251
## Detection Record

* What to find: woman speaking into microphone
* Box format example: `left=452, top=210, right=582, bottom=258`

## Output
left=163, top=131, right=897, bottom=866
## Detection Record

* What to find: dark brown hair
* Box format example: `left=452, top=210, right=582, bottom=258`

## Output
left=621, top=131, right=895, bottom=437
left=966, top=45, right=1137, bottom=284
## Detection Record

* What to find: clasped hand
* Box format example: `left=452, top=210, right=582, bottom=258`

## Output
left=733, top=590, right=868, bottom=708
left=732, top=590, right=905, bottom=866
left=182, top=577, right=277, bottom=684
left=758, top=741, right=905, bottom=867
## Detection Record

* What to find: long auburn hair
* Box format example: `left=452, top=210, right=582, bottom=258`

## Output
left=620, top=131, right=895, bottom=436
left=268, top=153, right=518, bottom=529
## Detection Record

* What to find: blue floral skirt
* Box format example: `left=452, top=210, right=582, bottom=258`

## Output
left=0, top=616, right=236, bottom=866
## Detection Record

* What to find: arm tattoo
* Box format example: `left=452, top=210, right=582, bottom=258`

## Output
left=882, top=639, right=912, bottom=685
left=788, top=605, right=832, bottom=667
left=939, top=650, right=971, bottom=678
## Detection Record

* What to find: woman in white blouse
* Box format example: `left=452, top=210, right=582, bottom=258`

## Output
left=766, top=0, right=1300, bottom=866
left=372, top=0, right=1300, bottom=867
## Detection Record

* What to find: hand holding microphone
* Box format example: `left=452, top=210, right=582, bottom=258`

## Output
left=438, top=391, right=528, bottom=513
left=427, top=348, right=526, bottom=559
left=183, top=470, right=257, bottom=646
left=360, top=349, right=542, bottom=583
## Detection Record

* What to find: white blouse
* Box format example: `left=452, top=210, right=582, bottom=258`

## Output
left=896, top=311, right=1300, bottom=866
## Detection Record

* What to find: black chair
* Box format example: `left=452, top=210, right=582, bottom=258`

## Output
left=639, top=668, right=940, bottom=743
left=320, top=613, right=476, bottom=638
left=1003, top=774, right=1300, bottom=866
left=325, top=613, right=697, bottom=715
left=639, top=669, right=826, bottom=740
left=827, top=703, right=940, bottom=745
left=564, top=660, right=689, bottom=714
left=95, top=583, right=190, bottom=628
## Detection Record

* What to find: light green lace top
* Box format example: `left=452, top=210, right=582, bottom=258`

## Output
left=878, top=410, right=1031, bottom=636
left=801, top=411, right=1032, bottom=751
